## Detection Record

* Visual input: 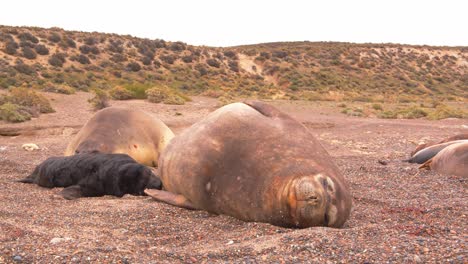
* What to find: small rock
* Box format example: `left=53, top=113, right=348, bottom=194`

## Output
left=50, top=237, right=73, bottom=244
left=226, top=240, right=234, bottom=245
left=0, top=146, right=7, bottom=152
left=13, top=255, right=22, bottom=262
left=423, top=247, right=429, bottom=253
left=22, top=143, right=39, bottom=151
left=413, top=255, right=422, bottom=262
left=378, top=160, right=388, bottom=165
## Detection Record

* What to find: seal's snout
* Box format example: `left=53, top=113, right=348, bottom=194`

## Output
left=287, top=174, right=336, bottom=228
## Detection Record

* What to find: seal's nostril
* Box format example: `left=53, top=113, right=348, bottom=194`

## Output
left=307, top=195, right=318, bottom=200
left=324, top=212, right=329, bottom=225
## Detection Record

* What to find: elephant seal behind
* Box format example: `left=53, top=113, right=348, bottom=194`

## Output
left=145, top=101, right=352, bottom=228
left=411, top=134, right=468, bottom=156
left=420, top=141, right=468, bottom=177
left=407, top=140, right=468, bottom=164
left=64, top=107, right=174, bottom=167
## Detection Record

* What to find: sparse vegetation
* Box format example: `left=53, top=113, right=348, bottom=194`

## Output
left=88, top=88, right=109, bottom=110
left=109, top=86, right=135, bottom=100
left=0, top=102, right=32, bottom=122
left=0, top=25, right=465, bottom=109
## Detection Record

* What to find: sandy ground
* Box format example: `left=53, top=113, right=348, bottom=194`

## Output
left=0, top=92, right=466, bottom=263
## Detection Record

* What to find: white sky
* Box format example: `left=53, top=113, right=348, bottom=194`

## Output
left=1, top=0, right=467, bottom=47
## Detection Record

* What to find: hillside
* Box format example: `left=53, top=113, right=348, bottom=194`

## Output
left=0, top=25, right=467, bottom=102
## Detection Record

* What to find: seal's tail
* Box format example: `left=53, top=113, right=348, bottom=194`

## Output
left=18, top=175, right=34, bottom=183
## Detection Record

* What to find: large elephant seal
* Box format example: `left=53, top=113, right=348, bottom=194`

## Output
left=145, top=101, right=352, bottom=228
left=411, top=134, right=468, bottom=156
left=407, top=140, right=468, bottom=164
left=65, top=107, right=174, bottom=167
left=420, top=141, right=468, bottom=177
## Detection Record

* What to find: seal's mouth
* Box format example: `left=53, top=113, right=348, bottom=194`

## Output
left=286, top=174, right=335, bottom=227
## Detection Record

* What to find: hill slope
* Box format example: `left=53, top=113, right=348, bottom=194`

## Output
left=0, top=25, right=466, bottom=102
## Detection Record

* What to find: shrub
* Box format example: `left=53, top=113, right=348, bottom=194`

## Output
left=111, top=53, right=127, bottom=63
left=182, top=55, right=193, bottom=63
left=35, top=44, right=49, bottom=55
left=14, top=62, right=35, bottom=75
left=163, top=94, right=185, bottom=105
left=169, top=41, right=186, bottom=51
left=0, top=102, right=32, bottom=122
left=109, top=86, right=134, bottom=100
left=126, top=61, right=141, bottom=72
left=48, top=32, right=61, bottom=43
left=195, top=64, right=208, bottom=76
left=76, top=54, right=90, bottom=64
left=228, top=60, right=239, bottom=72
left=48, top=53, right=66, bottom=67
left=18, top=32, right=39, bottom=43
left=398, top=106, right=428, bottom=119
left=84, top=37, right=97, bottom=45
left=8, top=87, right=54, bottom=113
left=19, top=40, right=36, bottom=48
left=79, top=45, right=92, bottom=54
left=141, top=56, right=153, bottom=65
left=427, top=105, right=467, bottom=120
left=272, top=50, right=288, bottom=58
left=5, top=41, right=19, bottom=55
left=145, top=86, right=186, bottom=105
left=371, top=103, right=383, bottom=111
left=145, top=87, right=169, bottom=103
left=223, top=50, right=237, bottom=58
left=378, top=110, right=398, bottom=119
left=22, top=47, right=37, bottom=59
left=159, top=54, right=176, bottom=64
left=64, top=37, right=76, bottom=48
left=43, top=83, right=75, bottom=94
left=88, top=89, right=109, bottom=110
left=206, top=58, right=220, bottom=68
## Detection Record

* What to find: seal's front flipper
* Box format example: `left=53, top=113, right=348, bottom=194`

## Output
left=60, top=185, right=83, bottom=200
left=144, top=189, right=197, bottom=210
left=419, top=159, right=432, bottom=170
left=243, top=100, right=288, bottom=119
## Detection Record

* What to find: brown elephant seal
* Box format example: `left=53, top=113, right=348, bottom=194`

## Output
left=411, top=134, right=468, bottom=156
left=145, top=101, right=352, bottom=228
left=420, top=141, right=468, bottom=177
left=65, top=107, right=174, bottom=167
left=407, top=140, right=468, bottom=164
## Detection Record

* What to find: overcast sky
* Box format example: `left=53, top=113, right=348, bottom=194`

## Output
left=1, top=0, right=466, bottom=47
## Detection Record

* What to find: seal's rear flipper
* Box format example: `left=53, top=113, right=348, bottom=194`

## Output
left=243, top=100, right=288, bottom=119
left=144, top=189, right=197, bottom=210
left=419, top=159, right=432, bottom=170
left=60, top=185, right=83, bottom=200
left=18, top=175, right=34, bottom=183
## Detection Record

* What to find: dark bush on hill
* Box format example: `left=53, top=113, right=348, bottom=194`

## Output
left=22, top=47, right=37, bottom=59
left=35, top=44, right=49, bottom=55
left=126, top=61, right=141, bottom=72
left=160, top=54, right=176, bottom=64
left=5, top=41, right=18, bottom=55
left=206, top=58, right=220, bottom=68
left=18, top=32, right=39, bottom=43
left=48, top=32, right=61, bottom=43
left=48, top=53, right=66, bottom=67
left=169, top=41, right=186, bottom=52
